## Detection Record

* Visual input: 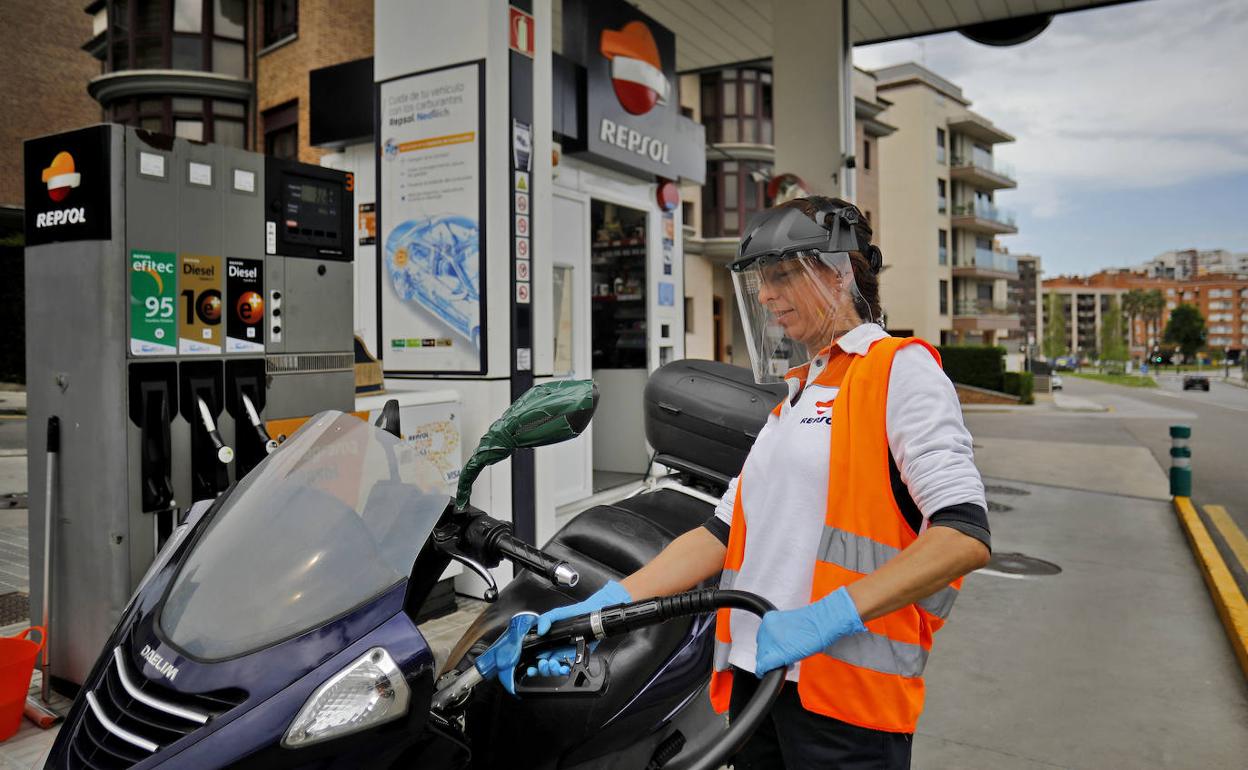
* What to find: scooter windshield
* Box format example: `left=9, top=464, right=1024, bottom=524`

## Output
left=161, top=411, right=450, bottom=660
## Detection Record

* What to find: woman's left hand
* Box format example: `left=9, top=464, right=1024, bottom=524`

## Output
left=754, top=586, right=868, bottom=675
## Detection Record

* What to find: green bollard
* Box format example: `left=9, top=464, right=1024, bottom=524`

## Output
left=1169, top=425, right=1192, bottom=497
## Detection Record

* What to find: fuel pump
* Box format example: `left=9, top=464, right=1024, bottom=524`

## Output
left=23, top=124, right=354, bottom=690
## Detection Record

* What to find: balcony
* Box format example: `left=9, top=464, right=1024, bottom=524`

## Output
left=952, top=298, right=1022, bottom=332
left=948, top=114, right=1015, bottom=145
left=952, top=201, right=1017, bottom=235
left=950, top=152, right=1017, bottom=190
left=952, top=248, right=1018, bottom=279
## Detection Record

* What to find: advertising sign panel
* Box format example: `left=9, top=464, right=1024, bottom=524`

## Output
left=178, top=254, right=224, bottom=354
left=226, top=257, right=264, bottom=352
left=129, top=249, right=177, bottom=355
left=378, top=61, right=486, bottom=374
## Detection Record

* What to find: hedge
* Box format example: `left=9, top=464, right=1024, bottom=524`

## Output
left=936, top=345, right=1006, bottom=392
left=1002, top=371, right=1034, bottom=404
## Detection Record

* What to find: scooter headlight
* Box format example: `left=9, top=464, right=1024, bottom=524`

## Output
left=282, top=647, right=410, bottom=748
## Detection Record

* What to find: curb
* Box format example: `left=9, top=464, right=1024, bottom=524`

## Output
left=1173, top=496, right=1248, bottom=681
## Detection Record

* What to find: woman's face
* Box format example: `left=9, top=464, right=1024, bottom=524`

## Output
left=756, top=256, right=858, bottom=350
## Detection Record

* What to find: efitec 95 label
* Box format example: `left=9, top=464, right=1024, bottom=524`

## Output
left=130, top=249, right=177, bottom=356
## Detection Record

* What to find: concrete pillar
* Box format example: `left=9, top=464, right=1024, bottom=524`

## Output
left=773, top=0, right=850, bottom=198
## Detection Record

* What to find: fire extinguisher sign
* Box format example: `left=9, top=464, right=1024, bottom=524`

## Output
left=510, top=7, right=534, bottom=58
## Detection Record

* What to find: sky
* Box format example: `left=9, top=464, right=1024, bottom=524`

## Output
left=853, top=0, right=1248, bottom=277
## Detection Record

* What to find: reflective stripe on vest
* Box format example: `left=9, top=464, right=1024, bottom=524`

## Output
left=817, top=526, right=959, bottom=620
left=823, top=629, right=928, bottom=678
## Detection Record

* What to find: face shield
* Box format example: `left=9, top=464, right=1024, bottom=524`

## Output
left=730, top=206, right=874, bottom=384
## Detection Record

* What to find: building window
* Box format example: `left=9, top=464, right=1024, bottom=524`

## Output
left=105, top=0, right=247, bottom=77
left=699, top=68, right=773, bottom=147
left=940, top=280, right=949, bottom=315
left=264, top=0, right=299, bottom=46
left=938, top=229, right=947, bottom=265
left=937, top=179, right=947, bottom=214
left=264, top=100, right=299, bottom=160
left=936, top=127, right=947, bottom=164
left=863, top=139, right=871, bottom=171
left=702, top=159, right=769, bottom=237
left=106, top=95, right=248, bottom=147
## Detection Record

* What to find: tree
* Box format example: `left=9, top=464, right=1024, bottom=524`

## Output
left=1142, top=289, right=1166, bottom=350
left=1164, top=303, right=1207, bottom=361
left=1042, top=292, right=1068, bottom=360
left=1100, top=296, right=1128, bottom=366
left=1121, top=289, right=1146, bottom=352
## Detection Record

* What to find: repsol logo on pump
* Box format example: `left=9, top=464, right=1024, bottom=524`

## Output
left=35, top=208, right=87, bottom=228
left=24, top=125, right=112, bottom=245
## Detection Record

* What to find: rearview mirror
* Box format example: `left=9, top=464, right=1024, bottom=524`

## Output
left=454, top=380, right=598, bottom=510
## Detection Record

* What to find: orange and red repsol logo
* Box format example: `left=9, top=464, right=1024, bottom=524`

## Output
left=35, top=150, right=87, bottom=228
left=801, top=399, right=835, bottom=425
left=600, top=21, right=670, bottom=116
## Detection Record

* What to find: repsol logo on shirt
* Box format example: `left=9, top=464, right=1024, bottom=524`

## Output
left=800, top=398, right=836, bottom=425
left=34, top=208, right=87, bottom=228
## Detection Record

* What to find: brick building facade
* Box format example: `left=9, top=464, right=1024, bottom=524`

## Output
left=0, top=0, right=101, bottom=210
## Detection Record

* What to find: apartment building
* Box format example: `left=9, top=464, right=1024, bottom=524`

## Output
left=874, top=62, right=1019, bottom=346
left=681, top=66, right=896, bottom=364
left=1043, top=270, right=1248, bottom=358
left=79, top=0, right=372, bottom=165
left=1135, top=249, right=1248, bottom=280
left=1005, top=253, right=1043, bottom=354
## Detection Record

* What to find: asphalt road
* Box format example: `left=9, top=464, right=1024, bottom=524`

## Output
left=966, top=373, right=1248, bottom=593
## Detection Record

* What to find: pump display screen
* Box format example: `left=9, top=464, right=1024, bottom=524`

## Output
left=281, top=176, right=343, bottom=254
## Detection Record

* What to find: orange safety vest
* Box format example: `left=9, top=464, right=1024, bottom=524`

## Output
left=709, top=336, right=962, bottom=734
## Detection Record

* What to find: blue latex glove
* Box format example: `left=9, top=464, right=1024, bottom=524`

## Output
left=535, top=580, right=631, bottom=635
left=524, top=581, right=631, bottom=679
left=754, top=586, right=867, bottom=675
left=474, top=612, right=538, bottom=696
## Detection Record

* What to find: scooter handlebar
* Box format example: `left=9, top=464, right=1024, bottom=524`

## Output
left=493, top=532, right=579, bottom=589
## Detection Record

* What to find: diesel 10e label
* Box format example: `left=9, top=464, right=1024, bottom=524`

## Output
left=226, top=257, right=264, bottom=352
left=130, top=249, right=177, bottom=356
left=178, top=254, right=223, bottom=354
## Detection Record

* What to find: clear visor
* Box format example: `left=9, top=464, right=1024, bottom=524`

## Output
left=731, top=251, right=867, bottom=384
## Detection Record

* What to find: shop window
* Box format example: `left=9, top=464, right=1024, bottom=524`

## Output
left=590, top=201, right=648, bottom=369
left=265, top=0, right=299, bottom=46
left=552, top=265, right=575, bottom=376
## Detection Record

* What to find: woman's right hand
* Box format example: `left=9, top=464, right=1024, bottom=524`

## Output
left=525, top=580, right=632, bottom=678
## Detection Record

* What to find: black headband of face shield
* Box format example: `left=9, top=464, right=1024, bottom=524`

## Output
left=732, top=200, right=882, bottom=274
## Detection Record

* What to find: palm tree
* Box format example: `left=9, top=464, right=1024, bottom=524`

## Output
left=1142, top=289, right=1166, bottom=355
left=1121, top=289, right=1145, bottom=353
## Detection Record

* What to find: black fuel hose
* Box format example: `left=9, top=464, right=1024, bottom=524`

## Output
left=534, top=589, right=785, bottom=770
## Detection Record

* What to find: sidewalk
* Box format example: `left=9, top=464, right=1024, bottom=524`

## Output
left=0, top=387, right=25, bottom=416
left=916, top=476, right=1248, bottom=769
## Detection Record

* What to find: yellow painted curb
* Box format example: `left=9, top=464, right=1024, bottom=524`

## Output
left=1174, top=497, right=1248, bottom=680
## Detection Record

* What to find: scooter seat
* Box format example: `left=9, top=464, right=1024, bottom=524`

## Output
left=449, top=487, right=719, bottom=769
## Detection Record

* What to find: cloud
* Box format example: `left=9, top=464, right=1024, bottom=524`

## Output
left=855, top=0, right=1248, bottom=222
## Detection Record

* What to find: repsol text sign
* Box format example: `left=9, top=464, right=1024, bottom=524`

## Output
left=24, top=125, right=112, bottom=246
left=561, top=0, right=705, bottom=184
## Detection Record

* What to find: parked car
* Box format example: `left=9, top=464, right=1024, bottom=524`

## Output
left=1183, top=374, right=1211, bottom=391
left=1051, top=374, right=1064, bottom=391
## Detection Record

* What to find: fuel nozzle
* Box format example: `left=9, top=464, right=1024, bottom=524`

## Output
left=196, top=396, right=234, bottom=464
left=240, top=392, right=279, bottom=454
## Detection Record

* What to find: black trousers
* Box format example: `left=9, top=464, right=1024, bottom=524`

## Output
left=727, top=667, right=912, bottom=770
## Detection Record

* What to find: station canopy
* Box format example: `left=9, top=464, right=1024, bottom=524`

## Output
left=632, top=0, right=1143, bottom=72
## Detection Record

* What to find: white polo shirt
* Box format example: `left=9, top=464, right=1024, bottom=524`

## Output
left=715, top=323, right=985, bottom=679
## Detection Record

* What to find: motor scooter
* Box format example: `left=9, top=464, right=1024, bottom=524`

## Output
left=44, top=362, right=786, bottom=770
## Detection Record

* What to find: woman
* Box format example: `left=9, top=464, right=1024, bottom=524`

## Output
left=531, top=197, right=990, bottom=768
